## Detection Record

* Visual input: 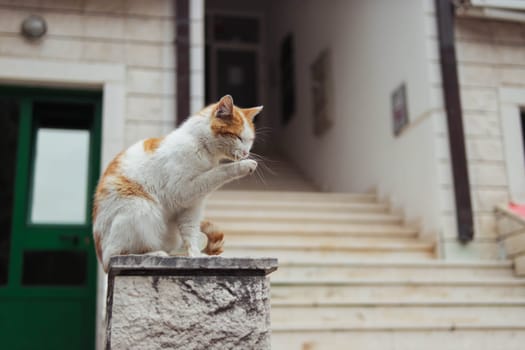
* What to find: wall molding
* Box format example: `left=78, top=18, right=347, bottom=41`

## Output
left=500, top=87, right=525, bottom=204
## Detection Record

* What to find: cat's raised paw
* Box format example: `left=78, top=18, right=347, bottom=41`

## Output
left=239, top=159, right=257, bottom=175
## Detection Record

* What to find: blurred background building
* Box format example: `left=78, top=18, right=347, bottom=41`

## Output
left=0, top=0, right=525, bottom=349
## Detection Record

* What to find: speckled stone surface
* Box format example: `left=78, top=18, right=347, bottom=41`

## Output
left=105, top=256, right=278, bottom=350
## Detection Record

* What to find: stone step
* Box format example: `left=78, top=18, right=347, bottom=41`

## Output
left=223, top=246, right=435, bottom=261
left=211, top=190, right=377, bottom=203
left=223, top=180, right=318, bottom=192
left=271, top=304, right=525, bottom=329
left=270, top=280, right=525, bottom=303
left=271, top=329, right=525, bottom=350
left=216, top=221, right=418, bottom=237
left=272, top=261, right=517, bottom=281
left=226, top=234, right=424, bottom=247
left=206, top=199, right=389, bottom=213
left=206, top=210, right=402, bottom=225
left=225, top=240, right=433, bottom=252
left=272, top=300, right=525, bottom=307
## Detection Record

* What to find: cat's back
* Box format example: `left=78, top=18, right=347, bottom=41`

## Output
left=92, top=137, right=166, bottom=222
left=93, top=130, right=204, bottom=222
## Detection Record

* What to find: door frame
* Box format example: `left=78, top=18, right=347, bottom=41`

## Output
left=0, top=86, right=102, bottom=349
left=0, top=57, right=126, bottom=350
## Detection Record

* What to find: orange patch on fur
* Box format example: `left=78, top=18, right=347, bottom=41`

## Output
left=201, top=220, right=225, bottom=255
left=104, top=151, right=123, bottom=178
left=93, top=152, right=122, bottom=221
left=200, top=220, right=213, bottom=232
left=92, top=201, right=99, bottom=222
left=210, top=106, right=246, bottom=137
left=93, top=231, right=102, bottom=263
left=143, top=137, right=164, bottom=154
left=114, top=175, right=155, bottom=202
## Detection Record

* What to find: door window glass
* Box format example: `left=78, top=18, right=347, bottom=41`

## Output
left=30, top=128, right=90, bottom=225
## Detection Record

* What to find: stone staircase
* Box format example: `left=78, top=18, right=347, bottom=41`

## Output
left=206, top=159, right=525, bottom=350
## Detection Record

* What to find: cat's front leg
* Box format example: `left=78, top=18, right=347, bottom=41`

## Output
left=184, top=236, right=204, bottom=257
left=178, top=159, right=257, bottom=206
left=177, top=206, right=206, bottom=257
left=180, top=227, right=205, bottom=257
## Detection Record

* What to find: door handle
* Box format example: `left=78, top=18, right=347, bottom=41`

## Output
left=59, top=234, right=80, bottom=246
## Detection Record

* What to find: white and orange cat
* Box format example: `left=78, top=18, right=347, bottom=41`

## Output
left=93, top=95, right=262, bottom=272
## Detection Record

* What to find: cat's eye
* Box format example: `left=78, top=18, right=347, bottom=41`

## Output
left=227, top=133, right=243, bottom=142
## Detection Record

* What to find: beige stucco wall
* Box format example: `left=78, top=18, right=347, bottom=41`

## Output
left=436, top=17, right=525, bottom=259
left=266, top=0, right=445, bottom=242
left=262, top=0, right=525, bottom=262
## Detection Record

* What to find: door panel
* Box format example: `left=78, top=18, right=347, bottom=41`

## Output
left=22, top=250, right=87, bottom=286
left=1, top=299, right=88, bottom=349
left=0, top=87, right=101, bottom=350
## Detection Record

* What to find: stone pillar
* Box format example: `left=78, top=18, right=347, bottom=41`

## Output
left=105, top=256, right=278, bottom=350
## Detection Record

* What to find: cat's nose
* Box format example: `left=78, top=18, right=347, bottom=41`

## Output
left=242, top=150, right=249, bottom=158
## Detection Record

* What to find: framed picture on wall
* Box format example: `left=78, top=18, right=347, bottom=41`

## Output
left=310, top=48, right=333, bottom=137
left=392, top=83, right=409, bottom=136
left=280, top=34, right=295, bottom=125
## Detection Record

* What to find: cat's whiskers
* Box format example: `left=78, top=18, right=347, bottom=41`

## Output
left=254, top=128, right=271, bottom=143
left=255, top=167, right=267, bottom=186
left=249, top=152, right=278, bottom=176
left=251, top=158, right=268, bottom=186
left=247, top=152, right=278, bottom=188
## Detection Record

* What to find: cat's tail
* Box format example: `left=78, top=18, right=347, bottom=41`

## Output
left=200, top=220, right=225, bottom=255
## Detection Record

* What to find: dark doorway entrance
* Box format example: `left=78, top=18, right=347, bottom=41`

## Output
left=205, top=12, right=261, bottom=108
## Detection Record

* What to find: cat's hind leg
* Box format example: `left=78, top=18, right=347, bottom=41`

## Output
left=200, top=220, right=225, bottom=255
left=101, top=199, right=166, bottom=272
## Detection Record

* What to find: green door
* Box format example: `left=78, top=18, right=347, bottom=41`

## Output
left=0, top=87, right=102, bottom=350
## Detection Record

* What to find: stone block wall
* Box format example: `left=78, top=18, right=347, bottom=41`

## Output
left=438, top=17, right=525, bottom=259
left=0, top=0, right=177, bottom=145
left=419, top=2, right=525, bottom=259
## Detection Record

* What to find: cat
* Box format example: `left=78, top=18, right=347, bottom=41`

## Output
left=92, top=95, right=262, bottom=272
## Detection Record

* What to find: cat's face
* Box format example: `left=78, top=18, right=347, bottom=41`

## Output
left=208, top=95, right=262, bottom=161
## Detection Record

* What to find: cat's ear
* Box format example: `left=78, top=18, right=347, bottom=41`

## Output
left=243, top=106, right=263, bottom=121
left=215, top=95, right=234, bottom=119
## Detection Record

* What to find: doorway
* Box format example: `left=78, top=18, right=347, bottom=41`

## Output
left=205, top=11, right=262, bottom=108
left=0, top=86, right=101, bottom=350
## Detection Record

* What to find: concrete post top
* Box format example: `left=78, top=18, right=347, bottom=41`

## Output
left=108, top=255, right=279, bottom=276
